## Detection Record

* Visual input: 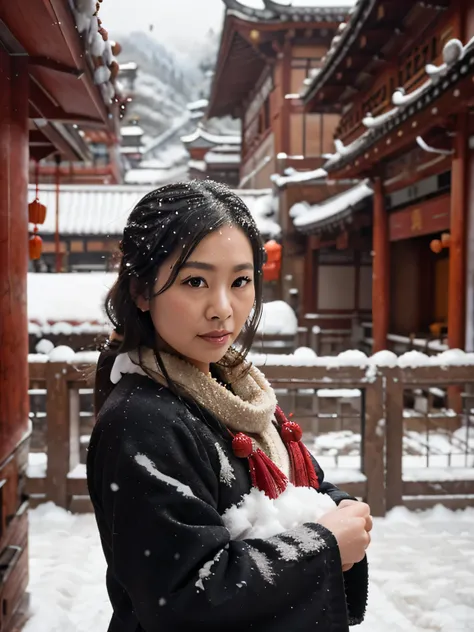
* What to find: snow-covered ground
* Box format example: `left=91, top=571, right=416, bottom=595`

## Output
left=25, top=502, right=474, bottom=631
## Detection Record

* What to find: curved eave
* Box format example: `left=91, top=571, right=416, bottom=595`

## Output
left=324, top=48, right=474, bottom=177
left=1, top=0, right=113, bottom=130
left=224, top=0, right=350, bottom=22
left=207, top=22, right=266, bottom=119
left=295, top=196, right=372, bottom=235
left=302, top=0, right=452, bottom=111
left=302, top=0, right=375, bottom=107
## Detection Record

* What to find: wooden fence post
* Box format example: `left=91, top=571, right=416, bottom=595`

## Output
left=384, top=368, right=404, bottom=510
left=45, top=362, right=70, bottom=508
left=363, top=372, right=386, bottom=516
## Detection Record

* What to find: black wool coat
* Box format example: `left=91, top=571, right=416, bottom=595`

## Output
left=87, top=372, right=368, bottom=632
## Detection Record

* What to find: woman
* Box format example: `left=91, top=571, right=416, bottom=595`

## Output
left=87, top=180, right=371, bottom=632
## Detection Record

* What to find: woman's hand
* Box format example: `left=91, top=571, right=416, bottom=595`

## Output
left=338, top=499, right=373, bottom=533
left=318, top=502, right=372, bottom=568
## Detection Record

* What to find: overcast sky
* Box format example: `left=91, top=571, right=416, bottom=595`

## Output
left=100, top=0, right=225, bottom=52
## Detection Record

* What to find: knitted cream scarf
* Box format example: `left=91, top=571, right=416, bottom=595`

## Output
left=129, top=347, right=290, bottom=477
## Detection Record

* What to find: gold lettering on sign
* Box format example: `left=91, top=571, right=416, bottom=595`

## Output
left=411, top=208, right=422, bottom=232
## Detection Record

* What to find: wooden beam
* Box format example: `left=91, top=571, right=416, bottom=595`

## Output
left=448, top=111, right=469, bottom=350
left=28, top=77, right=104, bottom=128
left=28, top=56, right=84, bottom=78
left=372, top=177, right=389, bottom=352
left=0, top=54, right=30, bottom=463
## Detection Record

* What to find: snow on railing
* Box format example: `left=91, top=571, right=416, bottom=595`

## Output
left=28, top=346, right=474, bottom=369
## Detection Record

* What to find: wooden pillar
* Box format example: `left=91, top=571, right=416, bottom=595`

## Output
left=372, top=177, right=390, bottom=352
left=448, top=112, right=469, bottom=350
left=0, top=53, right=30, bottom=464
left=281, top=37, right=292, bottom=155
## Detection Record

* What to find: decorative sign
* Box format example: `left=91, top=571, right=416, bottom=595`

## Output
left=389, top=194, right=450, bottom=241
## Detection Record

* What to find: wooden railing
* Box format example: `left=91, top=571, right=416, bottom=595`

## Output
left=27, top=354, right=474, bottom=517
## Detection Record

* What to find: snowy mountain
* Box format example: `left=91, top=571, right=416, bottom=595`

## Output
left=119, top=32, right=197, bottom=142
left=117, top=29, right=239, bottom=181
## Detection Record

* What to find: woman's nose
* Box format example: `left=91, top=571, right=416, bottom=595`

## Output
left=206, top=288, right=232, bottom=321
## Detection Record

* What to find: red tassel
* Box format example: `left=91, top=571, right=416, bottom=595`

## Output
left=249, top=449, right=288, bottom=499
left=232, top=433, right=288, bottom=499
left=275, top=406, right=320, bottom=490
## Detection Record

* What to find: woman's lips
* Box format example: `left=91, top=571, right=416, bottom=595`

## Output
left=198, top=332, right=232, bottom=346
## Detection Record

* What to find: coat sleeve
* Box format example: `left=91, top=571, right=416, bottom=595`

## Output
left=90, top=403, right=357, bottom=632
left=310, top=453, right=369, bottom=626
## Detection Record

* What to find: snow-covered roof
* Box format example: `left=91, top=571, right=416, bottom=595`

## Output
left=28, top=185, right=278, bottom=237
left=28, top=273, right=292, bottom=332
left=120, top=125, right=144, bottom=137
left=224, top=0, right=356, bottom=23
left=119, top=62, right=138, bottom=71
left=123, top=165, right=189, bottom=185
left=320, top=36, right=474, bottom=173
left=271, top=167, right=328, bottom=188
left=187, top=99, right=209, bottom=111
left=28, top=272, right=114, bottom=325
left=70, top=2, right=120, bottom=105
left=293, top=180, right=372, bottom=231
left=188, top=159, right=207, bottom=172
left=181, top=125, right=241, bottom=148
left=205, top=151, right=241, bottom=165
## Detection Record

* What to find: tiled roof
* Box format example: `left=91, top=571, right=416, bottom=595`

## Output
left=292, top=180, right=372, bottom=232
left=224, top=0, right=356, bottom=22
left=29, top=184, right=277, bottom=237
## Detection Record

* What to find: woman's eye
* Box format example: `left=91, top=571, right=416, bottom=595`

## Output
left=233, top=276, right=252, bottom=288
left=184, top=277, right=206, bottom=288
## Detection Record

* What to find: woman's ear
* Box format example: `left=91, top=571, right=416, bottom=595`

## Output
left=130, top=277, right=150, bottom=312
left=136, top=295, right=150, bottom=313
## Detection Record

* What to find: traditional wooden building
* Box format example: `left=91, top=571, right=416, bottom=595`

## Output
left=300, top=0, right=474, bottom=352
left=181, top=124, right=242, bottom=187
left=0, top=2, right=120, bottom=627
left=27, top=184, right=280, bottom=272
left=206, top=0, right=355, bottom=189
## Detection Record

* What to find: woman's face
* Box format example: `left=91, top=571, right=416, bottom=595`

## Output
left=142, top=224, right=256, bottom=374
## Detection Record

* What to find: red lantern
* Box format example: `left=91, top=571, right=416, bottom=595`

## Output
left=430, top=239, right=443, bottom=254
left=29, top=229, right=43, bottom=260
left=263, top=240, right=282, bottom=282
left=28, top=198, right=47, bottom=225
left=441, top=232, right=451, bottom=248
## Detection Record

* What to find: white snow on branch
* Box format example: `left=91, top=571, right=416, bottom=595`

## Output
left=214, top=443, right=236, bottom=487
left=134, top=454, right=196, bottom=498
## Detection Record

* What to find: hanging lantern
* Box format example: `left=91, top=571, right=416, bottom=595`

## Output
left=441, top=232, right=451, bottom=248
left=263, top=240, right=282, bottom=282
left=28, top=198, right=47, bottom=225
left=29, top=227, right=43, bottom=260
left=430, top=239, right=443, bottom=254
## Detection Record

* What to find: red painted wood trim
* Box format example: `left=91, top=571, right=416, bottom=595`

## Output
left=0, top=54, right=30, bottom=463
left=448, top=112, right=469, bottom=349
left=372, top=177, right=389, bottom=352
left=388, top=194, right=451, bottom=241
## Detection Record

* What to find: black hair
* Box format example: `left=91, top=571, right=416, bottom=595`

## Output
left=94, top=179, right=266, bottom=414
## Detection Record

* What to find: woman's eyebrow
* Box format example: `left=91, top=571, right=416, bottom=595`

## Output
left=180, top=261, right=253, bottom=272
